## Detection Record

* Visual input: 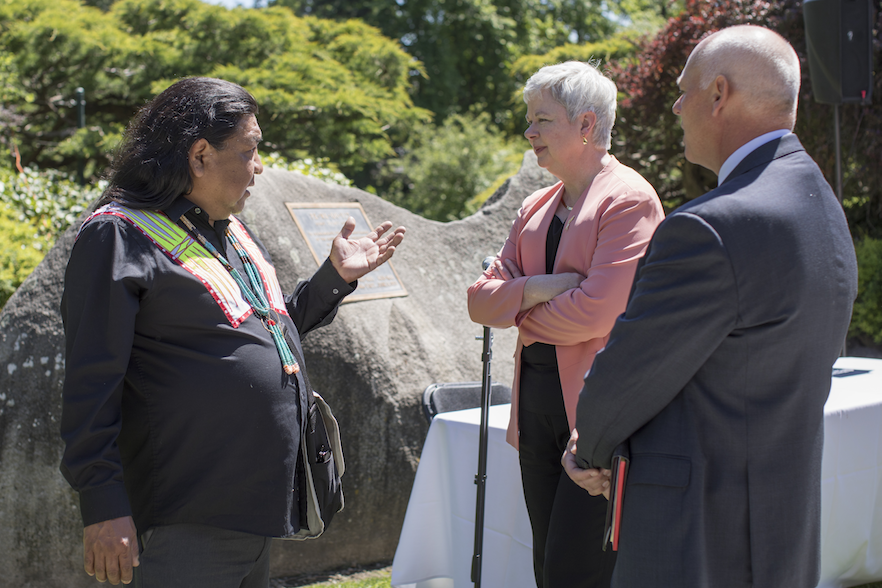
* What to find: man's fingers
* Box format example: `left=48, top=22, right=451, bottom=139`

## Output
left=84, top=548, right=95, bottom=577
left=386, top=227, right=406, bottom=247
left=378, top=245, right=396, bottom=263
left=376, top=225, right=405, bottom=248
left=105, top=555, right=122, bottom=585
left=119, top=545, right=136, bottom=585
left=338, top=216, right=356, bottom=240
left=372, top=221, right=393, bottom=240
left=93, top=554, right=108, bottom=582
left=83, top=517, right=139, bottom=584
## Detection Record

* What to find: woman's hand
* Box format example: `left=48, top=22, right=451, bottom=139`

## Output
left=520, top=272, right=584, bottom=312
left=486, top=257, right=523, bottom=281
left=485, top=257, right=583, bottom=312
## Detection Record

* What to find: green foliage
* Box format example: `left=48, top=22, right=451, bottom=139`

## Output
left=261, top=152, right=353, bottom=187
left=0, top=0, right=137, bottom=171
left=0, top=163, right=98, bottom=310
left=382, top=112, right=522, bottom=221
left=0, top=155, right=351, bottom=309
left=773, top=3, right=882, bottom=239
left=607, top=0, right=772, bottom=209
left=507, top=34, right=639, bottom=136
left=510, top=36, right=637, bottom=82
left=0, top=166, right=104, bottom=239
left=270, top=0, right=658, bottom=129
left=0, top=49, right=28, bottom=105
left=607, top=0, right=882, bottom=234
left=0, top=0, right=672, bottom=226
left=221, top=15, right=431, bottom=180
left=0, top=0, right=429, bottom=184
left=0, top=163, right=95, bottom=310
left=851, top=238, right=882, bottom=346
left=0, top=202, right=51, bottom=310
left=613, top=0, right=686, bottom=34
left=290, top=568, right=392, bottom=588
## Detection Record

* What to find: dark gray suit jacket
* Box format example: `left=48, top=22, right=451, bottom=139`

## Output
left=575, top=134, right=858, bottom=588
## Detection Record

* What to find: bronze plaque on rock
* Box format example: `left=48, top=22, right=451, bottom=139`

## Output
left=285, top=202, right=407, bottom=303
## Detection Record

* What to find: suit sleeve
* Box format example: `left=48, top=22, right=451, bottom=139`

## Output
left=575, top=212, right=739, bottom=469
left=515, top=191, right=662, bottom=347
left=466, top=204, right=531, bottom=328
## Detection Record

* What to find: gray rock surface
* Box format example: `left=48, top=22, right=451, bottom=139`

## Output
left=0, top=151, right=556, bottom=586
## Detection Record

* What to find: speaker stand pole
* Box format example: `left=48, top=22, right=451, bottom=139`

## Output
left=834, top=103, right=843, bottom=204
left=833, top=103, right=847, bottom=357
left=471, top=326, right=493, bottom=588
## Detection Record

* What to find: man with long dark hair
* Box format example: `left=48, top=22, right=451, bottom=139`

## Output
left=59, top=77, right=405, bottom=587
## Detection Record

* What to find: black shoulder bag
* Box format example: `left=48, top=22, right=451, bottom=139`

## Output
left=285, top=337, right=345, bottom=540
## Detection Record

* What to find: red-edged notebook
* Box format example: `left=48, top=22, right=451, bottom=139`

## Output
left=602, top=443, right=630, bottom=551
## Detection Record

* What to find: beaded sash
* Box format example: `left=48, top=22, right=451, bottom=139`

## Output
left=80, top=202, right=288, bottom=328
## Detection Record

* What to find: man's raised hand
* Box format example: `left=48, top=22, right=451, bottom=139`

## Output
left=329, top=217, right=406, bottom=283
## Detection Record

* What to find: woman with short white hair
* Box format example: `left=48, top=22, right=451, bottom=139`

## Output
left=468, top=61, right=664, bottom=588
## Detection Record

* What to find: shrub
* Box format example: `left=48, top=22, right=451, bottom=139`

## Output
left=850, top=238, right=882, bottom=346
left=0, top=166, right=104, bottom=240
left=0, top=158, right=351, bottom=311
left=0, top=202, right=53, bottom=309
left=0, top=165, right=103, bottom=311
left=609, top=0, right=882, bottom=233
left=381, top=112, right=523, bottom=222
left=261, top=153, right=353, bottom=187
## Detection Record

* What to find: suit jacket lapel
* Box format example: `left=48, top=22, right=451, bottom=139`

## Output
left=721, top=134, right=805, bottom=187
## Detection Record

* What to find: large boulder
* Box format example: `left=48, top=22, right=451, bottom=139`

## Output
left=0, top=151, right=556, bottom=586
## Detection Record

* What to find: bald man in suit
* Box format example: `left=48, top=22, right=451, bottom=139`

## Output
left=563, top=25, right=857, bottom=588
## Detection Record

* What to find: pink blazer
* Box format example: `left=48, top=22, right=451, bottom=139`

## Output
left=467, top=156, right=664, bottom=449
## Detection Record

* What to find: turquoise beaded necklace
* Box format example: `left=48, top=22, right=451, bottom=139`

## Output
left=180, top=215, right=300, bottom=375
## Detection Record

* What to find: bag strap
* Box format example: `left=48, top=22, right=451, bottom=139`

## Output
left=284, top=327, right=315, bottom=412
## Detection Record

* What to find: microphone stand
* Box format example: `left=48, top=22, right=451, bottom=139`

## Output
left=471, top=257, right=496, bottom=588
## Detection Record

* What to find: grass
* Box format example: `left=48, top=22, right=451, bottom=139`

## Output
left=271, top=564, right=392, bottom=588
left=297, top=576, right=390, bottom=588
left=272, top=567, right=882, bottom=588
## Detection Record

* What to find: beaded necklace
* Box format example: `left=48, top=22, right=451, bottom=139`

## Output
left=180, top=215, right=300, bottom=375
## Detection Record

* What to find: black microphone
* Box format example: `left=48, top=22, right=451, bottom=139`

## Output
left=482, top=256, right=495, bottom=271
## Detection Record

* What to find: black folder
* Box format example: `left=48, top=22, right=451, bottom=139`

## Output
left=602, top=442, right=630, bottom=551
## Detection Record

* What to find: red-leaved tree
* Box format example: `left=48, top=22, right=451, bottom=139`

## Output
left=610, top=0, right=882, bottom=238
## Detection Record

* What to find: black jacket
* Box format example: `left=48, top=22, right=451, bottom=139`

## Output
left=60, top=197, right=353, bottom=537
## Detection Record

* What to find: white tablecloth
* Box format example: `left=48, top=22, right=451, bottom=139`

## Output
left=392, top=357, right=882, bottom=588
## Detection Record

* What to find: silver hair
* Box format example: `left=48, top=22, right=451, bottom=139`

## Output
left=523, top=61, right=618, bottom=150
left=691, top=25, right=800, bottom=118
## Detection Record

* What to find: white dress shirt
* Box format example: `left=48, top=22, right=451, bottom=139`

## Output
left=718, top=129, right=790, bottom=185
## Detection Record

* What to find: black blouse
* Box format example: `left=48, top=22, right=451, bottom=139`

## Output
left=519, top=214, right=566, bottom=414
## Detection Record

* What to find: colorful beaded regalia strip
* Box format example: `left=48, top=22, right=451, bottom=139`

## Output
left=179, top=214, right=299, bottom=375
left=80, top=203, right=290, bottom=331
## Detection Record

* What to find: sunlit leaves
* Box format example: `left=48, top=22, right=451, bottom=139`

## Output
left=0, top=0, right=429, bottom=182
